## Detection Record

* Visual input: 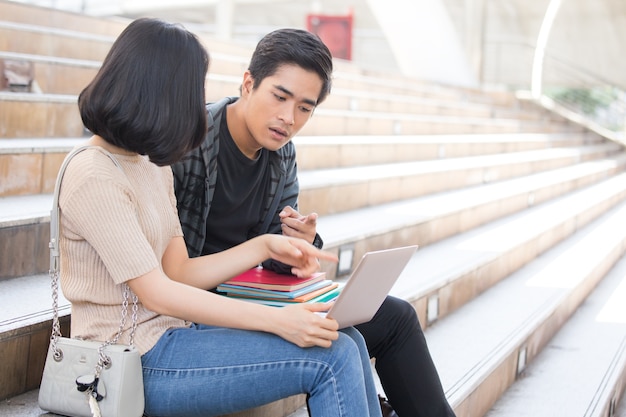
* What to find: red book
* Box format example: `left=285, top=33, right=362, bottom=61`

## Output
left=224, top=267, right=325, bottom=291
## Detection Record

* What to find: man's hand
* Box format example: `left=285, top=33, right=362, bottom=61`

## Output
left=279, top=206, right=318, bottom=244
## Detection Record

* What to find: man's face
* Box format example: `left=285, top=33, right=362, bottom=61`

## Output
left=241, top=64, right=323, bottom=152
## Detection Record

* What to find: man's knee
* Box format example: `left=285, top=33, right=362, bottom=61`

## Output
left=381, top=296, right=420, bottom=329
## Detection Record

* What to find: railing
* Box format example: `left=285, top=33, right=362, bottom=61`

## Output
left=540, top=53, right=626, bottom=141
left=483, top=39, right=625, bottom=143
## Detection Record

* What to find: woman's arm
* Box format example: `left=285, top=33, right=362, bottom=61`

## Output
left=147, top=233, right=340, bottom=347
left=162, top=234, right=336, bottom=289
left=128, top=257, right=340, bottom=348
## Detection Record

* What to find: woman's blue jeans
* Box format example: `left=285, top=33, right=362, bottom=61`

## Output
left=141, top=323, right=382, bottom=417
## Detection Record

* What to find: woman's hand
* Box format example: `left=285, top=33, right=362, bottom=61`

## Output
left=263, top=234, right=337, bottom=277
left=270, top=302, right=339, bottom=348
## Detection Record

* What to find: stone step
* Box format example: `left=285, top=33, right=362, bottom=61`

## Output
left=0, top=1, right=128, bottom=37
left=299, top=106, right=577, bottom=136
left=0, top=92, right=83, bottom=138
left=0, top=193, right=51, bottom=280
left=297, top=142, right=625, bottom=216
left=616, top=392, right=626, bottom=416
left=198, top=64, right=550, bottom=119
left=3, top=164, right=626, bottom=416
left=484, top=250, right=626, bottom=417
left=0, top=132, right=599, bottom=196
left=425, top=199, right=626, bottom=416
left=0, top=14, right=569, bottom=124
left=0, top=50, right=248, bottom=95
left=0, top=132, right=600, bottom=198
left=0, top=134, right=614, bottom=199
left=0, top=3, right=255, bottom=59
left=1, top=2, right=623, bottom=416
left=0, top=50, right=100, bottom=95
left=204, top=77, right=547, bottom=120
left=5, top=165, right=626, bottom=351
left=0, top=50, right=545, bottom=132
left=0, top=87, right=572, bottom=139
left=328, top=64, right=512, bottom=106
left=288, top=184, right=626, bottom=414
left=0, top=273, right=71, bottom=401
left=0, top=138, right=81, bottom=197
left=7, top=163, right=624, bottom=366
left=387, top=171, right=626, bottom=326
left=294, top=132, right=602, bottom=169
left=313, top=157, right=626, bottom=266
left=0, top=20, right=115, bottom=61
left=0, top=388, right=307, bottom=417
left=0, top=19, right=501, bottom=106
left=3, top=148, right=625, bottom=280
left=0, top=2, right=585, bottom=116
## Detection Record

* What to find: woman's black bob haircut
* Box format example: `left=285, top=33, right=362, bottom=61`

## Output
left=78, top=18, right=209, bottom=166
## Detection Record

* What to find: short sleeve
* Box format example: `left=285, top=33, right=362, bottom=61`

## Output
left=59, top=151, right=166, bottom=284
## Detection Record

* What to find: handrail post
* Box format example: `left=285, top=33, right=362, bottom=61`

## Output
left=531, top=0, right=564, bottom=99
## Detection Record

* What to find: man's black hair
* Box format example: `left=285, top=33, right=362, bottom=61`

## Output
left=248, top=28, right=333, bottom=105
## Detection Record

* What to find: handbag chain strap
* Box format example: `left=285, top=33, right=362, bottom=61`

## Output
left=48, top=145, right=139, bottom=371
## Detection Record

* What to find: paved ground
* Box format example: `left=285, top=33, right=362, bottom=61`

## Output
left=0, top=390, right=52, bottom=417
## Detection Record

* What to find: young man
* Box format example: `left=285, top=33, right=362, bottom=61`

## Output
left=173, top=28, right=456, bottom=417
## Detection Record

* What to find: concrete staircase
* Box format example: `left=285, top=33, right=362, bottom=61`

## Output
left=2, top=1, right=626, bottom=416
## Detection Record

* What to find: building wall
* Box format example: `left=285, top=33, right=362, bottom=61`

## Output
left=445, top=0, right=626, bottom=89
left=217, top=0, right=626, bottom=90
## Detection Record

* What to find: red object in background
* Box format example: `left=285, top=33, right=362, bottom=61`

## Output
left=307, top=12, right=353, bottom=60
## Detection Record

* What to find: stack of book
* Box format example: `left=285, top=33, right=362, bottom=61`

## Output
left=217, top=266, right=341, bottom=307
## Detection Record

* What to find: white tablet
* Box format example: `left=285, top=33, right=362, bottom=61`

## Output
left=321, top=245, right=418, bottom=328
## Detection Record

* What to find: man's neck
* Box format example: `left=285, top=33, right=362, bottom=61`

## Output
left=226, top=101, right=262, bottom=160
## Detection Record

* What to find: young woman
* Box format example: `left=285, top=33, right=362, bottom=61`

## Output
left=60, top=18, right=382, bottom=417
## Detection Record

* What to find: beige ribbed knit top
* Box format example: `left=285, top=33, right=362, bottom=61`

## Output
left=58, top=147, right=188, bottom=355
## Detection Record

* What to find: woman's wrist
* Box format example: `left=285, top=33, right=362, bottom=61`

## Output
left=258, top=234, right=274, bottom=261
left=259, top=301, right=283, bottom=335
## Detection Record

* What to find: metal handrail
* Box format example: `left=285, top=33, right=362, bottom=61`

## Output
left=540, top=53, right=626, bottom=137
left=484, top=39, right=625, bottom=142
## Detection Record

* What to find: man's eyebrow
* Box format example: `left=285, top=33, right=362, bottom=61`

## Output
left=274, top=84, right=317, bottom=107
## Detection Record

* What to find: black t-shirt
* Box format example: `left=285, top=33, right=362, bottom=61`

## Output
left=202, top=111, right=271, bottom=255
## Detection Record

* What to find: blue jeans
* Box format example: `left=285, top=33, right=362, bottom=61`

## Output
left=141, top=323, right=382, bottom=417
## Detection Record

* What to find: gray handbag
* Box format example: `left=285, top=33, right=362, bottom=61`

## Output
left=38, top=146, right=145, bottom=417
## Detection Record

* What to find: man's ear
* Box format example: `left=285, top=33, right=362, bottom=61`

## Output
left=241, top=71, right=254, bottom=96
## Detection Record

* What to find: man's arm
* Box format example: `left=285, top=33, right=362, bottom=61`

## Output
left=263, top=205, right=324, bottom=274
left=277, top=147, right=323, bottom=248
left=262, top=146, right=323, bottom=273
left=279, top=206, right=323, bottom=248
